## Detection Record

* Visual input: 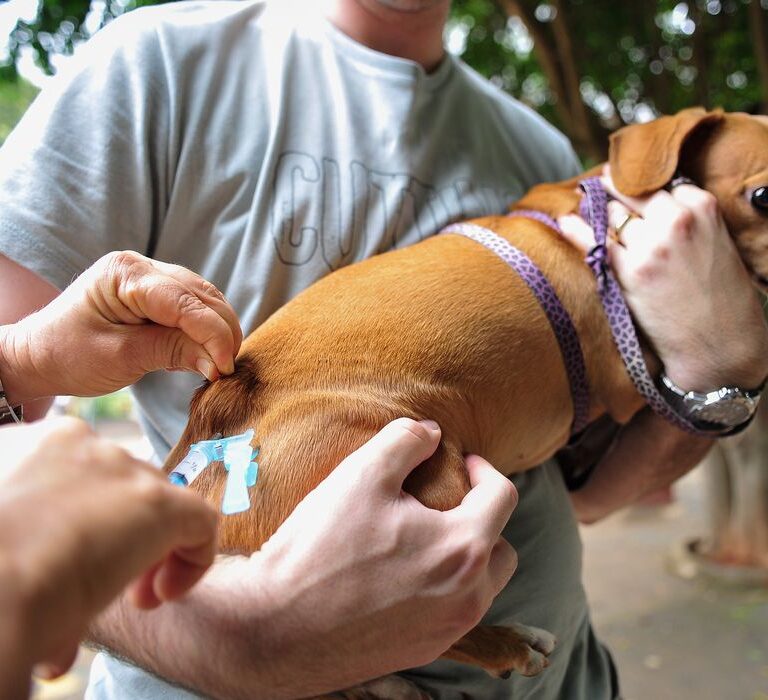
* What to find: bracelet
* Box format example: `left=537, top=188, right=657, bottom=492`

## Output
left=0, top=376, right=22, bottom=424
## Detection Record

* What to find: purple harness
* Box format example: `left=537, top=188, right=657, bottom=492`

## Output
left=441, top=175, right=703, bottom=437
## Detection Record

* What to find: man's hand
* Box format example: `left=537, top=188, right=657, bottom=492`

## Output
left=0, top=251, right=242, bottom=404
left=0, top=417, right=218, bottom=682
left=254, top=418, right=519, bottom=681
left=558, top=170, right=768, bottom=524
left=90, top=419, right=519, bottom=699
left=559, top=170, right=768, bottom=391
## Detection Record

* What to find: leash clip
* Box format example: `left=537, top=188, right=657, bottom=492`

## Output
left=585, top=243, right=609, bottom=291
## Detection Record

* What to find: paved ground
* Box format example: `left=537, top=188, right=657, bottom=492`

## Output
left=30, top=421, right=768, bottom=700
left=582, top=472, right=768, bottom=700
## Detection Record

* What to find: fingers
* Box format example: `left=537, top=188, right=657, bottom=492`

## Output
left=557, top=214, right=595, bottom=254
left=148, top=486, right=219, bottom=603
left=97, top=251, right=241, bottom=378
left=451, top=455, right=518, bottom=604
left=130, top=273, right=236, bottom=376
left=103, top=465, right=217, bottom=610
left=126, top=561, right=162, bottom=609
left=335, top=418, right=442, bottom=496
left=153, top=261, right=243, bottom=353
left=603, top=171, right=718, bottom=243
left=151, top=549, right=214, bottom=604
left=140, top=325, right=225, bottom=382
left=454, top=454, right=518, bottom=541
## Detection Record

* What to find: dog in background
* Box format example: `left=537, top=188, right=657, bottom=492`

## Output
left=164, top=108, right=768, bottom=691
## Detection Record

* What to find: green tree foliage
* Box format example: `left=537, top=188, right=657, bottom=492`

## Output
left=450, top=0, right=767, bottom=159
left=0, top=77, right=38, bottom=144
left=4, top=0, right=168, bottom=76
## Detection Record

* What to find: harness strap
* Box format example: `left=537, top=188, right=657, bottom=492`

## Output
left=507, top=209, right=562, bottom=233
left=441, top=222, right=591, bottom=435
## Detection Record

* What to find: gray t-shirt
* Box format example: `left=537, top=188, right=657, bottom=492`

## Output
left=0, top=1, right=616, bottom=697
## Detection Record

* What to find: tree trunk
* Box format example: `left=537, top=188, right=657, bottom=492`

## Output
left=497, top=0, right=571, bottom=124
left=496, top=0, right=606, bottom=160
left=688, top=2, right=711, bottom=108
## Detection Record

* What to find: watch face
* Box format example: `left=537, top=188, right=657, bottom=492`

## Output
left=692, top=397, right=754, bottom=425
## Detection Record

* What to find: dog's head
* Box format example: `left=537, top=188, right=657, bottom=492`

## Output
left=610, top=107, right=768, bottom=290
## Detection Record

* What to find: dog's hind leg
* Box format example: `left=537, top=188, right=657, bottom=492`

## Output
left=401, top=442, right=558, bottom=679
left=442, top=623, right=557, bottom=678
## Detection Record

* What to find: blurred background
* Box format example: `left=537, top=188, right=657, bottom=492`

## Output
left=1, top=0, right=766, bottom=698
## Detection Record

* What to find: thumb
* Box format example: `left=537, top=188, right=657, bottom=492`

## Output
left=334, top=418, right=442, bottom=496
left=136, top=325, right=220, bottom=381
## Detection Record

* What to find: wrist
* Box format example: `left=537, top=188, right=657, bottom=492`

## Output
left=0, top=321, right=50, bottom=406
left=662, top=351, right=768, bottom=393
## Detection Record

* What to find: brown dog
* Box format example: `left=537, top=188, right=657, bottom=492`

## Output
left=163, top=108, right=768, bottom=690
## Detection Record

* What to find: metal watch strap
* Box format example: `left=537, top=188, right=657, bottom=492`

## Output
left=657, top=373, right=765, bottom=436
left=0, top=376, right=22, bottom=424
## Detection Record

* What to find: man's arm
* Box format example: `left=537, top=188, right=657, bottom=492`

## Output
left=570, top=409, right=712, bottom=523
left=0, top=255, right=60, bottom=420
left=89, top=420, right=519, bottom=700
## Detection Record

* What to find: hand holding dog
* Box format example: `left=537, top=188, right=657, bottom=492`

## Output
left=253, top=419, right=519, bottom=681
left=109, top=419, right=518, bottom=699
left=560, top=170, right=768, bottom=391
left=0, top=250, right=242, bottom=405
left=0, top=417, right=218, bottom=692
left=240, top=418, right=516, bottom=695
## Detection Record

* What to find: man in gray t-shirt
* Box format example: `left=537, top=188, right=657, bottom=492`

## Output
left=1, top=1, right=766, bottom=698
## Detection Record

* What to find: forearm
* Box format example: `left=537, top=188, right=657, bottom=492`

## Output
left=87, top=556, right=365, bottom=700
left=570, top=407, right=714, bottom=524
left=0, top=324, right=55, bottom=417
left=89, top=562, right=278, bottom=699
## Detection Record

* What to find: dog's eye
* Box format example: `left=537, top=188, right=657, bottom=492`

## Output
left=751, top=186, right=768, bottom=212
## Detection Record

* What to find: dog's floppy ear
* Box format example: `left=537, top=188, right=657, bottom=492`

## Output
left=609, top=107, right=724, bottom=196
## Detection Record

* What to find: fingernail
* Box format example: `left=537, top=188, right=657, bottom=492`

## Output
left=196, top=358, right=216, bottom=381
left=32, top=663, right=58, bottom=680
left=419, top=419, right=440, bottom=431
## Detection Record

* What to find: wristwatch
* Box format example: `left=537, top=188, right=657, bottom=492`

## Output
left=657, top=372, right=765, bottom=436
left=0, top=375, right=22, bottom=424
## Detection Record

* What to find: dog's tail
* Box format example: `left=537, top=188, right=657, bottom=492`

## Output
left=163, top=356, right=262, bottom=475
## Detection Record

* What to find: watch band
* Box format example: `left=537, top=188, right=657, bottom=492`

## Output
left=657, top=372, right=765, bottom=436
left=0, top=376, right=22, bottom=424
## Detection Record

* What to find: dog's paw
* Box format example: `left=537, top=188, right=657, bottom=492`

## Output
left=502, top=623, right=557, bottom=677
left=444, top=623, right=557, bottom=679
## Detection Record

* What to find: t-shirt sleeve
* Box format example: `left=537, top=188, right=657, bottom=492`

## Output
left=0, top=10, right=171, bottom=290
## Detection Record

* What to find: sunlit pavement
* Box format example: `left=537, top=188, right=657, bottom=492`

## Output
left=43, top=420, right=768, bottom=700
